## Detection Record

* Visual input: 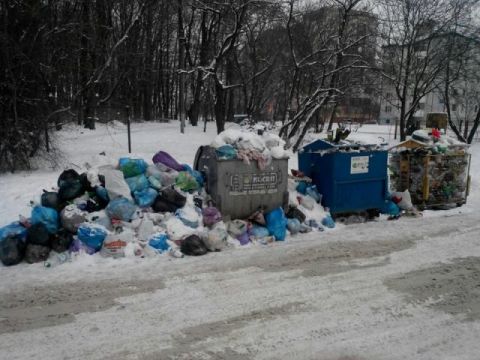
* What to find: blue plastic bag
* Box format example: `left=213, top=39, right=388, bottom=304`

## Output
left=134, top=188, right=158, bottom=208
left=266, top=208, right=288, bottom=241
left=148, top=176, right=162, bottom=190
left=77, top=224, right=107, bottom=252
left=95, top=186, right=109, bottom=201
left=0, top=222, right=27, bottom=242
left=119, top=158, right=148, bottom=178
left=249, top=225, right=270, bottom=239
left=31, top=206, right=59, bottom=234
left=296, top=181, right=308, bottom=195
left=106, top=197, right=137, bottom=221
left=148, top=233, right=170, bottom=253
left=125, top=174, right=150, bottom=193
left=306, top=185, right=322, bottom=203
left=215, top=145, right=237, bottom=160
left=287, top=218, right=301, bottom=235
left=380, top=200, right=401, bottom=217
left=321, top=214, right=336, bottom=229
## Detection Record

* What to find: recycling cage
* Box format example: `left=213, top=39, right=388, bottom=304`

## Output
left=389, top=151, right=471, bottom=209
left=194, top=146, right=289, bottom=219
left=298, top=139, right=388, bottom=214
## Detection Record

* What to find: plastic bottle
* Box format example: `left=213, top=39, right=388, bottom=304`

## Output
left=44, top=252, right=71, bottom=268
left=169, top=248, right=184, bottom=258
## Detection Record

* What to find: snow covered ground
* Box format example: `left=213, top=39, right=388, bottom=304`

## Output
left=1, top=121, right=479, bottom=359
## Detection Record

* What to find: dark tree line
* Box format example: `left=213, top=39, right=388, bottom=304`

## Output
left=2, top=0, right=429, bottom=170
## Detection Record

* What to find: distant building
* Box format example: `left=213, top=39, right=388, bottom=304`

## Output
left=378, top=32, right=480, bottom=132
left=304, top=7, right=380, bottom=124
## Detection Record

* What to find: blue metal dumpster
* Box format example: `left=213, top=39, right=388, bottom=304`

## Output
left=298, top=140, right=388, bottom=214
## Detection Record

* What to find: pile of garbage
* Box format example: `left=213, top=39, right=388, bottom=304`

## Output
left=389, top=129, right=470, bottom=208
left=393, top=129, right=468, bottom=155
left=0, top=132, right=335, bottom=268
left=211, top=128, right=289, bottom=169
left=288, top=171, right=336, bottom=231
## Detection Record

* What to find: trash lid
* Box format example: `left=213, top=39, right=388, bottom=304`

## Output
left=301, top=139, right=382, bottom=153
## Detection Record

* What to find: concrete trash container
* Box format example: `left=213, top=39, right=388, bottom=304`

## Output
left=298, top=139, right=388, bottom=214
left=194, top=146, right=289, bottom=219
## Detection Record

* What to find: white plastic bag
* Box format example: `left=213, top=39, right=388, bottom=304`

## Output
left=103, top=168, right=133, bottom=201
left=137, top=218, right=155, bottom=242
left=101, top=228, right=133, bottom=258
left=392, top=190, right=413, bottom=210
left=165, top=217, right=195, bottom=241
left=86, top=168, right=102, bottom=187
left=204, top=227, right=228, bottom=251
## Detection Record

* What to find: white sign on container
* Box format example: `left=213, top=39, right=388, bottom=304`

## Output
left=351, top=156, right=369, bottom=174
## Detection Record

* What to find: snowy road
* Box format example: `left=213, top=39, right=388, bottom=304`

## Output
left=1, top=212, right=480, bottom=360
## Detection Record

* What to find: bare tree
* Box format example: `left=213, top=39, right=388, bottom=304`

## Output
left=438, top=1, right=480, bottom=143
left=378, top=0, right=465, bottom=140
left=279, top=0, right=371, bottom=151
left=193, top=0, right=251, bottom=133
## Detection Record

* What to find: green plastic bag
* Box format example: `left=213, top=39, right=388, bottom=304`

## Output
left=119, top=158, right=148, bottom=178
left=175, top=171, right=199, bottom=192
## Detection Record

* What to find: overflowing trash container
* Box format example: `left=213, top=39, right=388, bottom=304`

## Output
left=298, top=139, right=388, bottom=214
left=194, top=146, right=289, bottom=219
left=389, top=133, right=471, bottom=209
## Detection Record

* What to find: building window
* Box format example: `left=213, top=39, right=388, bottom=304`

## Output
left=386, top=92, right=392, bottom=100
left=385, top=106, right=392, bottom=113
left=452, top=104, right=457, bottom=111
left=418, top=103, right=425, bottom=110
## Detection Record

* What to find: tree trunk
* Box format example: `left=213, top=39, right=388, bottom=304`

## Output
left=187, top=12, right=210, bottom=127
left=81, top=0, right=95, bottom=130
left=143, top=7, right=153, bottom=121
left=214, top=81, right=226, bottom=133
left=225, top=56, right=235, bottom=124
left=177, top=0, right=186, bottom=132
left=444, top=37, right=465, bottom=142
left=187, top=72, right=202, bottom=126
left=467, top=107, right=480, bottom=144
left=464, top=120, right=469, bottom=140
left=328, top=102, right=338, bottom=131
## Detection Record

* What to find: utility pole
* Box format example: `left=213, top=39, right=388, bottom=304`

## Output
left=126, top=105, right=132, bottom=153
left=178, top=0, right=186, bottom=134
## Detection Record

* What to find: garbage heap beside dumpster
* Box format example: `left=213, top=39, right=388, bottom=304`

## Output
left=3, top=128, right=327, bottom=268
left=389, top=130, right=471, bottom=209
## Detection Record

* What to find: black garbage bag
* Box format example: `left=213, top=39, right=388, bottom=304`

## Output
left=50, top=229, right=73, bottom=253
left=152, top=197, right=178, bottom=213
left=80, top=172, right=95, bottom=192
left=26, top=223, right=51, bottom=247
left=58, top=169, right=81, bottom=187
left=98, top=174, right=106, bottom=187
left=160, top=187, right=187, bottom=207
left=286, top=206, right=306, bottom=223
left=59, top=182, right=85, bottom=201
left=153, top=187, right=186, bottom=213
left=41, top=191, right=65, bottom=212
left=58, top=169, right=85, bottom=201
left=84, top=196, right=108, bottom=213
left=24, top=244, right=50, bottom=264
left=0, top=235, right=26, bottom=266
left=180, top=235, right=208, bottom=256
